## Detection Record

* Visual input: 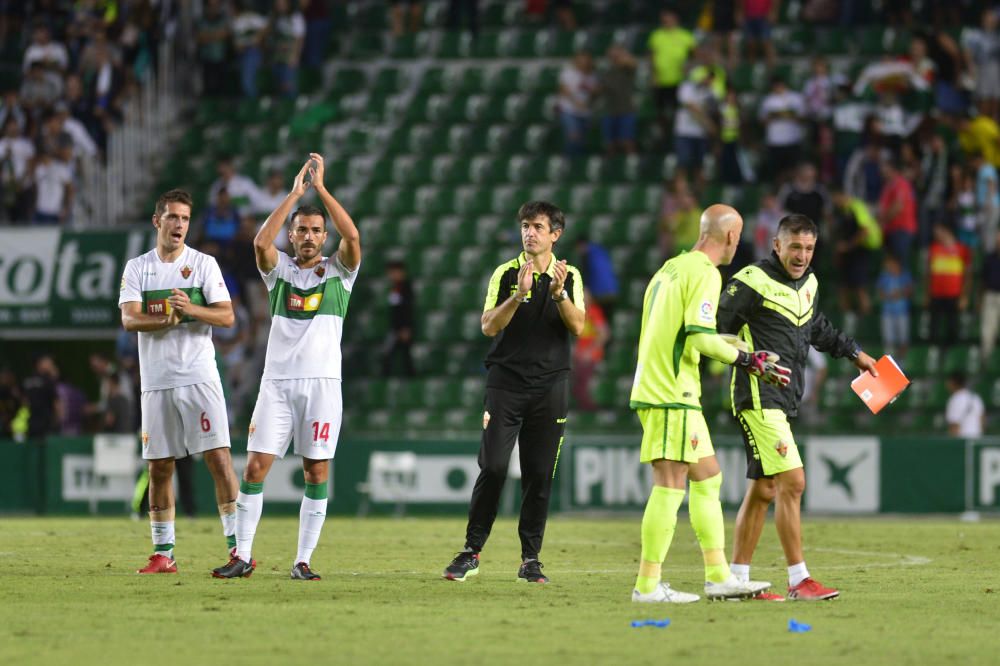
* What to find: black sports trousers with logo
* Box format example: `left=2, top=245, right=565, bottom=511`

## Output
left=463, top=378, right=568, bottom=561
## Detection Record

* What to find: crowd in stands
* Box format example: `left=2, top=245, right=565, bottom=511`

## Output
left=3, top=2, right=999, bottom=433
left=552, top=3, right=1000, bottom=375
left=0, top=1, right=170, bottom=224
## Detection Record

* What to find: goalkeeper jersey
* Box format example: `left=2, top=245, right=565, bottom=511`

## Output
left=630, top=251, right=722, bottom=410
left=260, top=252, right=360, bottom=380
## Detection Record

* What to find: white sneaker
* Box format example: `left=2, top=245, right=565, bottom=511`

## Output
left=704, top=575, right=772, bottom=600
left=632, top=582, right=700, bottom=604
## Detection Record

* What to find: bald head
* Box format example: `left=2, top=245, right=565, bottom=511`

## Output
left=700, top=204, right=743, bottom=240
left=694, top=204, right=744, bottom=266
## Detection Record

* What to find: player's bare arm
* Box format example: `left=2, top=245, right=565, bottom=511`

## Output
left=167, top=288, right=235, bottom=328
left=549, top=259, right=585, bottom=336
left=120, top=300, right=181, bottom=332
left=482, top=259, right=533, bottom=337
left=254, top=158, right=312, bottom=274
left=309, top=152, right=361, bottom=271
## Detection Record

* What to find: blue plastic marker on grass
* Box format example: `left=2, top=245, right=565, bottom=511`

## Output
left=788, top=619, right=812, bottom=633
left=631, top=619, right=671, bottom=628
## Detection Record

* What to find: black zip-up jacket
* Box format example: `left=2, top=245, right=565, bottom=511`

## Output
left=717, top=252, right=861, bottom=417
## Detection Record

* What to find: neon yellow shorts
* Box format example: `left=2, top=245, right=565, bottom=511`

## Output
left=638, top=407, right=714, bottom=464
left=736, top=409, right=803, bottom=478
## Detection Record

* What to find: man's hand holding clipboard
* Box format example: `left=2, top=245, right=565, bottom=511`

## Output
left=851, top=355, right=911, bottom=414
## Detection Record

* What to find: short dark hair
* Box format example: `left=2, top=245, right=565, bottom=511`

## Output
left=517, top=201, right=565, bottom=232
left=290, top=205, right=326, bottom=227
left=155, top=189, right=193, bottom=216
left=948, top=370, right=967, bottom=388
left=777, top=214, right=818, bottom=238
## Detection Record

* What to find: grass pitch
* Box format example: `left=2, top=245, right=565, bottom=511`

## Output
left=1, top=515, right=998, bottom=666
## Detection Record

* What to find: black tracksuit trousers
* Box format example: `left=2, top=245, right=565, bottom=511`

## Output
left=463, top=379, right=568, bottom=561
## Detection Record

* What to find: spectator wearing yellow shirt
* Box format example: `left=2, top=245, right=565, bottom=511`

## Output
left=958, top=113, right=1000, bottom=168
left=648, top=9, right=695, bottom=145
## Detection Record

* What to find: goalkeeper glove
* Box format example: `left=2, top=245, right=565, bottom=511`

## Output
left=736, top=350, right=792, bottom=387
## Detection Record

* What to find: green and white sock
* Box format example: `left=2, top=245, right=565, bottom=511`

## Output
left=219, top=501, right=237, bottom=551
left=689, top=473, right=730, bottom=584
left=635, top=485, right=686, bottom=595
left=295, top=482, right=328, bottom=565
left=151, top=521, right=175, bottom=560
left=236, top=480, right=264, bottom=562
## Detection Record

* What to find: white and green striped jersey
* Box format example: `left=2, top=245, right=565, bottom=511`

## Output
left=261, top=252, right=359, bottom=381
left=119, top=246, right=230, bottom=392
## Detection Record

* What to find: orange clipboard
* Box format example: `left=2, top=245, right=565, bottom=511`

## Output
left=850, top=355, right=911, bottom=414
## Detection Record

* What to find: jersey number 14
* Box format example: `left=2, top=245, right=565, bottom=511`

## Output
left=312, top=421, right=331, bottom=443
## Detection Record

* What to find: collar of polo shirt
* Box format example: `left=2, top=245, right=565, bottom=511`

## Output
left=517, top=251, right=558, bottom=277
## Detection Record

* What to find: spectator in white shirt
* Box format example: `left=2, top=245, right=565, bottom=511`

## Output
left=232, top=0, right=268, bottom=98
left=22, top=25, right=69, bottom=73
left=0, top=117, right=35, bottom=222
left=209, top=156, right=262, bottom=210
left=249, top=169, right=290, bottom=255
left=673, top=68, right=718, bottom=188
left=32, top=149, right=75, bottom=225
left=961, top=8, right=1000, bottom=122
left=250, top=169, right=285, bottom=213
left=270, top=0, right=306, bottom=98
left=20, top=61, right=64, bottom=113
left=759, top=76, right=805, bottom=183
left=52, top=102, right=98, bottom=160
left=945, top=371, right=985, bottom=438
left=557, top=51, right=597, bottom=158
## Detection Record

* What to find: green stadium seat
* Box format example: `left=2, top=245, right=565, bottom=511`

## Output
left=391, top=155, right=424, bottom=186
left=435, top=31, right=474, bottom=59
left=532, top=29, right=575, bottom=58
left=454, top=185, right=490, bottom=215
left=488, top=185, right=526, bottom=213
left=418, top=279, right=446, bottom=311
left=943, top=346, right=979, bottom=375
left=499, top=29, right=534, bottom=58
left=359, top=409, right=393, bottom=431
left=814, top=27, right=847, bottom=55
left=626, top=214, right=657, bottom=243
left=485, top=66, right=520, bottom=93
left=405, top=409, right=445, bottom=431
left=470, top=154, right=504, bottom=183
left=442, top=408, right=473, bottom=431
left=507, top=155, right=547, bottom=183
left=459, top=377, right=485, bottom=407
left=386, top=379, right=423, bottom=410
left=979, top=378, right=1000, bottom=409
left=472, top=30, right=502, bottom=58
left=606, top=342, right=637, bottom=376
left=906, top=345, right=941, bottom=377
left=375, top=186, right=416, bottom=216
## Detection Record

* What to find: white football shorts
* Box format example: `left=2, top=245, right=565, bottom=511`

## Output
left=247, top=378, right=343, bottom=460
left=140, top=381, right=231, bottom=460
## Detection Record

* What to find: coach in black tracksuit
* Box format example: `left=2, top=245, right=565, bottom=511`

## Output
left=442, top=201, right=585, bottom=584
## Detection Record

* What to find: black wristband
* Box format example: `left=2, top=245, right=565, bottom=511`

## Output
left=735, top=350, right=752, bottom=367
left=847, top=345, right=861, bottom=361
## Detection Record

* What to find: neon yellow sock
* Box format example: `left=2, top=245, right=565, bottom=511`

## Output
left=689, top=473, right=729, bottom=583
left=635, top=485, right=686, bottom=594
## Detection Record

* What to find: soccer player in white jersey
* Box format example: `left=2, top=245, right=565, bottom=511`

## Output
left=119, top=189, right=241, bottom=574
left=213, top=154, right=361, bottom=580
